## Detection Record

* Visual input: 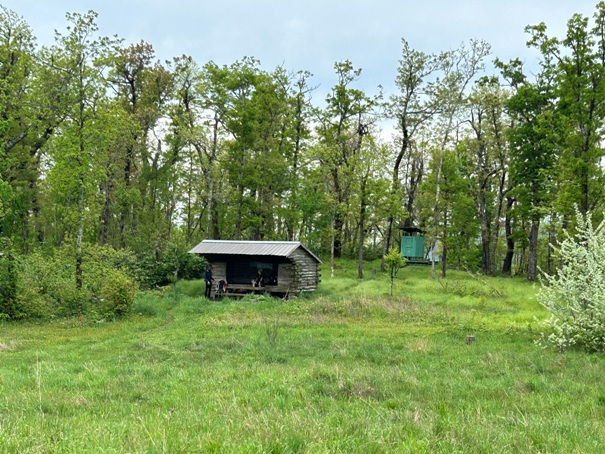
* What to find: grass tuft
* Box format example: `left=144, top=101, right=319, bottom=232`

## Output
left=0, top=340, right=18, bottom=352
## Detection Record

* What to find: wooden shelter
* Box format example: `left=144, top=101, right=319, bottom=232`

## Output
left=188, top=240, right=322, bottom=297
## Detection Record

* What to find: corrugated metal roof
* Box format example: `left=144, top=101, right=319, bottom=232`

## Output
left=188, top=240, right=322, bottom=263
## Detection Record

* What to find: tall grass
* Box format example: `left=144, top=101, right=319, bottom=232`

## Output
left=0, top=262, right=602, bottom=452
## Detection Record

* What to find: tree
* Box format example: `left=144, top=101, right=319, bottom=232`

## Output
left=243, top=66, right=298, bottom=240
left=0, top=239, right=17, bottom=319
left=496, top=58, right=558, bottom=281
left=183, top=58, right=232, bottom=240
left=40, top=10, right=119, bottom=291
left=106, top=40, right=173, bottom=250
left=526, top=4, right=605, bottom=219
left=351, top=135, right=390, bottom=278
left=427, top=40, right=491, bottom=277
left=278, top=70, right=315, bottom=241
left=316, top=60, right=378, bottom=266
left=463, top=76, right=510, bottom=275
left=384, top=247, right=406, bottom=296
left=0, top=6, right=66, bottom=250
left=294, top=158, right=332, bottom=253
left=167, top=55, right=207, bottom=243
left=418, top=147, right=478, bottom=276
left=382, top=40, right=442, bottom=269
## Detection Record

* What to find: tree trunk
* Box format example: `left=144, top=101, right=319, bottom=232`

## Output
left=76, top=185, right=84, bottom=292
left=478, top=171, right=492, bottom=275
left=382, top=131, right=409, bottom=271
left=547, top=217, right=555, bottom=275
left=235, top=144, right=246, bottom=240
left=357, top=179, right=367, bottom=278
left=481, top=229, right=491, bottom=275
left=501, top=196, right=515, bottom=275
left=489, top=171, right=507, bottom=275
left=527, top=216, right=540, bottom=281
left=119, top=137, right=137, bottom=247
left=357, top=223, right=364, bottom=278
left=382, top=217, right=394, bottom=272
left=441, top=209, right=448, bottom=278
left=330, top=214, right=335, bottom=279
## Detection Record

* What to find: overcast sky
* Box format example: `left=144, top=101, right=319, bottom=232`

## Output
left=2, top=1, right=601, bottom=99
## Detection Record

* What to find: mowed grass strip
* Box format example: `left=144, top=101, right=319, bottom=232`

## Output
left=0, top=265, right=603, bottom=452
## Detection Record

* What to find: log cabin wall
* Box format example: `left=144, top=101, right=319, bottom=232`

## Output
left=207, top=261, right=226, bottom=283
left=277, top=263, right=295, bottom=292
left=289, top=248, right=321, bottom=292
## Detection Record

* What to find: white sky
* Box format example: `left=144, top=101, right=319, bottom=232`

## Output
left=2, top=1, right=601, bottom=101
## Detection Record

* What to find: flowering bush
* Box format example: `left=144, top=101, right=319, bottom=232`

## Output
left=538, top=209, right=605, bottom=352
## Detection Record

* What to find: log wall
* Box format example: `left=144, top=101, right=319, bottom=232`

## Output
left=289, top=248, right=321, bottom=292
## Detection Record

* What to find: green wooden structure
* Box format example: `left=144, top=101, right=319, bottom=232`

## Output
left=399, top=227, right=427, bottom=263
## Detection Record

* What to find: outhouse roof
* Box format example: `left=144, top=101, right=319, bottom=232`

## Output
left=398, top=226, right=424, bottom=234
left=189, top=240, right=322, bottom=263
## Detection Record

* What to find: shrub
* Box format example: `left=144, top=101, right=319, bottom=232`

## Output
left=130, top=243, right=205, bottom=289
left=0, top=247, right=19, bottom=319
left=12, top=244, right=140, bottom=320
left=384, top=248, right=407, bottom=296
left=16, top=285, right=54, bottom=320
left=538, top=209, right=605, bottom=352
left=80, top=243, right=139, bottom=289
left=98, top=269, right=138, bottom=318
left=17, top=249, right=88, bottom=318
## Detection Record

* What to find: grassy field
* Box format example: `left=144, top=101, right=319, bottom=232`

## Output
left=1, top=263, right=604, bottom=452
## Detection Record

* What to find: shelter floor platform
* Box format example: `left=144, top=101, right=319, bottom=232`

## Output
left=213, top=284, right=287, bottom=298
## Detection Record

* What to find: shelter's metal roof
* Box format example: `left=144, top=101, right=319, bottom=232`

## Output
left=189, top=240, right=321, bottom=263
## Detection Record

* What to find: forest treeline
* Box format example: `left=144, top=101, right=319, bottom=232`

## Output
left=2, top=4, right=605, bottom=318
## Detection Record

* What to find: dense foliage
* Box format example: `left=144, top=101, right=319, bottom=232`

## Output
left=2, top=4, right=605, bottom=319
left=538, top=209, right=605, bottom=352
left=4, top=243, right=139, bottom=319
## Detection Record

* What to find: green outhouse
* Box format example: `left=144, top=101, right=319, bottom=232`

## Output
left=399, top=227, right=425, bottom=261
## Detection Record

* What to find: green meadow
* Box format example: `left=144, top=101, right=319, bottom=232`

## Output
left=1, top=263, right=604, bottom=453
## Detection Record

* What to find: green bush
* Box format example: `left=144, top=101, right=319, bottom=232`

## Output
left=98, top=269, right=138, bottom=318
left=0, top=248, right=19, bottom=319
left=130, top=244, right=205, bottom=289
left=80, top=243, right=139, bottom=288
left=15, top=286, right=53, bottom=320
left=538, top=209, right=605, bottom=352
left=16, top=249, right=87, bottom=318
left=11, top=244, right=141, bottom=320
